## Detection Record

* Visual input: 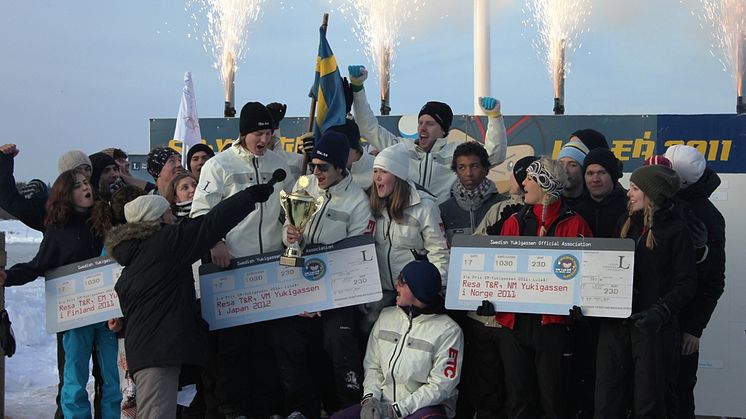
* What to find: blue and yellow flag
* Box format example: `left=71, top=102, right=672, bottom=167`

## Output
left=311, top=27, right=347, bottom=138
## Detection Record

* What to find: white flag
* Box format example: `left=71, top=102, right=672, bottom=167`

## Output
left=173, top=71, right=202, bottom=150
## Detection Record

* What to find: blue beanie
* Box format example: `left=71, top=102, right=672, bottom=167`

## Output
left=400, top=261, right=442, bottom=306
left=557, top=140, right=589, bottom=165
left=313, top=131, right=350, bottom=169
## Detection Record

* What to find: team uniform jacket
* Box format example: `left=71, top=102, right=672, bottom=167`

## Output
left=191, top=140, right=293, bottom=258
left=374, top=181, right=449, bottom=291
left=350, top=149, right=375, bottom=191
left=282, top=174, right=373, bottom=246
left=352, top=91, right=508, bottom=204
left=363, top=305, right=464, bottom=418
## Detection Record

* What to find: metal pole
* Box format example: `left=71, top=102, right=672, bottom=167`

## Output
left=380, top=46, right=391, bottom=115
left=737, top=35, right=746, bottom=114
left=553, top=39, right=566, bottom=115
left=224, top=52, right=236, bottom=117
left=474, top=0, right=491, bottom=115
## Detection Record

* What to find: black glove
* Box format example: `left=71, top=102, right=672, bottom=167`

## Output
left=569, top=305, right=586, bottom=322
left=630, top=302, right=670, bottom=333
left=341, top=76, right=353, bottom=114
left=21, top=179, right=47, bottom=200
left=0, top=309, right=16, bottom=357
left=486, top=203, right=523, bottom=235
left=246, top=183, right=274, bottom=203
left=300, top=132, right=315, bottom=155
left=266, top=102, right=287, bottom=127
left=476, top=300, right=495, bottom=316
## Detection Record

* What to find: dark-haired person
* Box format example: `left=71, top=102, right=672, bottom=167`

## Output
left=186, top=143, right=215, bottom=180
left=439, top=141, right=505, bottom=244
left=574, top=148, right=627, bottom=239
left=190, top=101, right=292, bottom=418
left=363, top=143, right=449, bottom=338
left=89, top=152, right=124, bottom=201
left=327, top=118, right=375, bottom=191
left=274, top=131, right=374, bottom=418
left=595, top=164, right=696, bottom=418
left=331, top=260, right=464, bottom=419
left=0, top=169, right=121, bottom=418
left=100, top=147, right=157, bottom=194
left=569, top=128, right=609, bottom=151
left=105, top=181, right=275, bottom=418
left=557, top=140, right=590, bottom=208
left=348, top=65, right=507, bottom=204
left=497, top=157, right=593, bottom=419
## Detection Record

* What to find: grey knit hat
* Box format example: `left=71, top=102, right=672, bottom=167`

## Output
left=629, top=165, right=680, bottom=205
left=124, top=195, right=170, bottom=223
left=58, top=150, right=92, bottom=174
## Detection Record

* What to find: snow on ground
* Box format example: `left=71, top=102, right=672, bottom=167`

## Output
left=0, top=220, right=94, bottom=418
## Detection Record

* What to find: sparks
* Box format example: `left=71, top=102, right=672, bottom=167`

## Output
left=697, top=0, right=746, bottom=91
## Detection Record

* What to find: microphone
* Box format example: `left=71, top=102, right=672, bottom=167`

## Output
left=267, top=168, right=287, bottom=187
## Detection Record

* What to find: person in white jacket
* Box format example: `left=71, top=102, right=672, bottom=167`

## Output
left=275, top=131, right=375, bottom=418
left=347, top=65, right=508, bottom=204
left=362, top=143, right=449, bottom=338
left=189, top=101, right=291, bottom=418
left=331, top=260, right=464, bottom=419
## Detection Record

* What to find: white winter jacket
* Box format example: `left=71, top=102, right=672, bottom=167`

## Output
left=363, top=306, right=464, bottom=418
left=283, top=173, right=374, bottom=246
left=374, top=181, right=449, bottom=291
left=190, top=141, right=293, bottom=257
left=350, top=149, right=374, bottom=191
left=353, top=90, right=508, bottom=204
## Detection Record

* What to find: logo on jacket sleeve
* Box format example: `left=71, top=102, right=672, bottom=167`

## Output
left=366, top=219, right=376, bottom=234
left=444, top=347, right=459, bottom=378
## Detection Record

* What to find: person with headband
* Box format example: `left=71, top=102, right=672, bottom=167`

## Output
left=496, top=156, right=593, bottom=419
left=594, top=164, right=696, bottom=418
left=362, top=143, right=449, bottom=340
left=347, top=65, right=507, bottom=204
left=331, top=260, right=464, bottom=419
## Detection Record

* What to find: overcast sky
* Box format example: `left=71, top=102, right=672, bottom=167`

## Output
left=0, top=0, right=736, bottom=182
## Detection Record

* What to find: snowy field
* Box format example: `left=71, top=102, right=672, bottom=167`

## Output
left=0, top=220, right=72, bottom=418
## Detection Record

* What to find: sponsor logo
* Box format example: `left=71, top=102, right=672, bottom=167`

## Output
left=302, top=258, right=326, bottom=281
left=553, top=254, right=579, bottom=280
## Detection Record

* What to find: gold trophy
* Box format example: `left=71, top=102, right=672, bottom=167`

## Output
left=279, top=176, right=324, bottom=267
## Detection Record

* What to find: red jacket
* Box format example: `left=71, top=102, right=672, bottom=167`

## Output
left=495, top=199, right=593, bottom=329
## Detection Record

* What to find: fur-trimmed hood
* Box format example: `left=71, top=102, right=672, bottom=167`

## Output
left=105, top=221, right=162, bottom=266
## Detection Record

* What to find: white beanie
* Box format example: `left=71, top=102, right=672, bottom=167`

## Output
left=373, top=143, right=410, bottom=181
left=664, top=145, right=705, bottom=189
left=124, top=195, right=170, bottom=223
left=58, top=150, right=92, bottom=174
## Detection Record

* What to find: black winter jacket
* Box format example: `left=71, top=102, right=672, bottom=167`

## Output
left=105, top=186, right=261, bottom=373
left=676, top=169, right=726, bottom=337
left=615, top=202, right=697, bottom=317
left=5, top=211, right=102, bottom=286
left=574, top=184, right=628, bottom=238
left=0, top=154, right=46, bottom=232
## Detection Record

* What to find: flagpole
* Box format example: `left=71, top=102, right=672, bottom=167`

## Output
left=303, top=13, right=330, bottom=174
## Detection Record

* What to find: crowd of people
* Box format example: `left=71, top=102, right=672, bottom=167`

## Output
left=0, top=64, right=726, bottom=419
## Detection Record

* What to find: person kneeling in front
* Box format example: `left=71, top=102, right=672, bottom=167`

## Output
left=331, top=260, right=464, bottom=419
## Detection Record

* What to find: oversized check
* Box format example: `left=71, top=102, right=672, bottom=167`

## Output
left=45, top=257, right=124, bottom=334
left=199, top=235, right=382, bottom=330
left=445, top=235, right=635, bottom=318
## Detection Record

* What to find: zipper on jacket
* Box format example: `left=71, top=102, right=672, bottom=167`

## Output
left=308, top=191, right=331, bottom=244
left=385, top=213, right=395, bottom=289
left=419, top=150, right=431, bottom=188
left=386, top=308, right=413, bottom=403
left=253, top=157, right=264, bottom=254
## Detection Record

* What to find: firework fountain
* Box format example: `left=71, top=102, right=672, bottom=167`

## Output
left=338, top=0, right=425, bottom=115
left=187, top=0, right=265, bottom=117
left=524, top=0, right=591, bottom=115
left=698, top=0, right=746, bottom=114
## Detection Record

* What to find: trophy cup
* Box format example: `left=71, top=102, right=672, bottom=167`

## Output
left=279, top=179, right=324, bottom=267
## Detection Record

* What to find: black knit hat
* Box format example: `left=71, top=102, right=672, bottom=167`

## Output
left=186, top=144, right=215, bottom=172
left=313, top=131, right=350, bottom=170
left=147, top=146, right=180, bottom=180
left=327, top=118, right=361, bottom=151
left=400, top=260, right=442, bottom=306
left=239, top=102, right=274, bottom=136
left=630, top=165, right=681, bottom=205
left=89, top=152, right=116, bottom=190
left=513, top=155, right=539, bottom=189
left=418, top=101, right=453, bottom=135
left=571, top=129, right=609, bottom=150
left=583, top=148, right=623, bottom=181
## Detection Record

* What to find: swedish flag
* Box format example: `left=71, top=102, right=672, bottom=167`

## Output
left=311, top=27, right=346, bottom=138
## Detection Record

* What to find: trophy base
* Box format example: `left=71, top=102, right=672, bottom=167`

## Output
left=279, top=255, right=305, bottom=267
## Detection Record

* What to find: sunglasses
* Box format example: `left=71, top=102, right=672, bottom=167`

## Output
left=309, top=163, right=332, bottom=172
